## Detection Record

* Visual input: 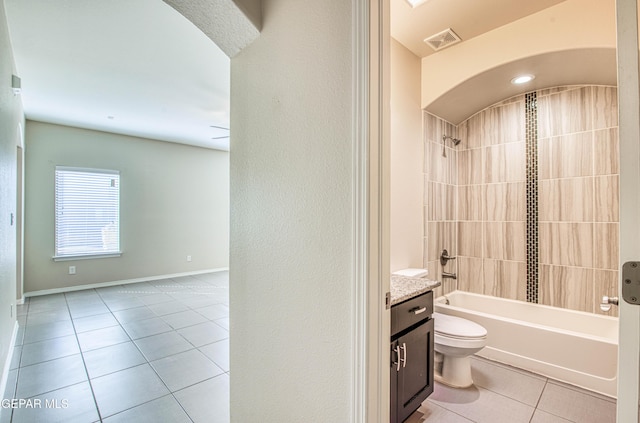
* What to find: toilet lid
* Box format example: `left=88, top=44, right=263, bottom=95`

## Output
left=434, top=312, right=487, bottom=338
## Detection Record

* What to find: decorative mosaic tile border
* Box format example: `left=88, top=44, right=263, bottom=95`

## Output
left=525, top=92, right=539, bottom=303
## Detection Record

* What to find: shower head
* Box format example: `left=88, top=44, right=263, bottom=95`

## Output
left=441, top=135, right=461, bottom=158
left=442, top=135, right=461, bottom=146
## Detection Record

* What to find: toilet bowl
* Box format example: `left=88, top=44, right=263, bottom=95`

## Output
left=434, top=312, right=487, bottom=388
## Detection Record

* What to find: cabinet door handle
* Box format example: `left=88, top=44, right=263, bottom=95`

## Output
left=401, top=342, right=407, bottom=368
left=411, top=307, right=427, bottom=315
left=394, top=345, right=401, bottom=372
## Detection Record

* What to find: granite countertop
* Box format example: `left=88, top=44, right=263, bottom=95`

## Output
left=390, top=275, right=441, bottom=306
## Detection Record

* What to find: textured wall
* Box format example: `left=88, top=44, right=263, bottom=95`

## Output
left=229, top=0, right=354, bottom=420
left=23, top=121, right=229, bottom=293
left=0, top=0, right=22, bottom=400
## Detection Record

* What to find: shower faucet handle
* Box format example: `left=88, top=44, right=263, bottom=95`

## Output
left=440, top=249, right=457, bottom=266
left=600, top=296, right=619, bottom=312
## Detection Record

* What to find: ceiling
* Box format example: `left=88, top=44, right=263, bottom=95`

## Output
left=5, top=0, right=231, bottom=150
left=5, top=0, right=618, bottom=147
left=391, top=0, right=618, bottom=124
left=391, top=0, right=567, bottom=59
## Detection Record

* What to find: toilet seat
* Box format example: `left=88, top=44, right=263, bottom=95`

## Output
left=434, top=312, right=487, bottom=338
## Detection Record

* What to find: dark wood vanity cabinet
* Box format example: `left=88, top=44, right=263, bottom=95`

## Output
left=390, top=291, right=434, bottom=423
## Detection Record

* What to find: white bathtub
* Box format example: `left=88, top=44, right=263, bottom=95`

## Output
left=435, top=290, right=619, bottom=398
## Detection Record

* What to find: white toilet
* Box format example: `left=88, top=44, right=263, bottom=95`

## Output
left=434, top=312, right=487, bottom=388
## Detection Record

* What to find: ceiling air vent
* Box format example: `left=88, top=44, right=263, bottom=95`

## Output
left=424, top=28, right=461, bottom=51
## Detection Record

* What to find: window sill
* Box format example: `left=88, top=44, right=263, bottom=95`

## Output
left=53, top=252, right=122, bottom=262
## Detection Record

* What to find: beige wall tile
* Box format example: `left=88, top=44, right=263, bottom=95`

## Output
left=426, top=221, right=437, bottom=261
left=539, top=223, right=593, bottom=267
left=550, top=132, right=593, bottom=179
left=458, top=222, right=482, bottom=257
left=594, top=128, right=619, bottom=175
left=483, top=101, right=525, bottom=145
left=424, top=112, right=444, bottom=143
left=483, top=259, right=526, bottom=301
left=457, top=148, right=483, bottom=185
left=483, top=222, right=504, bottom=259
left=427, top=182, right=456, bottom=221
left=594, top=175, right=619, bottom=222
left=593, top=86, right=618, bottom=130
left=538, top=137, right=551, bottom=180
left=423, top=175, right=429, bottom=205
left=462, top=114, right=483, bottom=150
left=458, top=185, right=482, bottom=221
left=537, top=94, right=551, bottom=140
left=538, top=180, right=554, bottom=222
left=484, top=142, right=526, bottom=183
left=483, top=222, right=525, bottom=261
left=438, top=222, right=457, bottom=257
left=594, top=269, right=619, bottom=317
left=426, top=140, right=452, bottom=184
left=539, top=265, right=594, bottom=312
left=504, top=222, right=526, bottom=261
left=594, top=223, right=619, bottom=270
left=545, top=87, right=593, bottom=137
left=441, top=85, right=617, bottom=315
left=423, top=238, right=429, bottom=267
left=484, top=182, right=526, bottom=222
left=457, top=256, right=483, bottom=294
left=539, top=178, right=593, bottom=222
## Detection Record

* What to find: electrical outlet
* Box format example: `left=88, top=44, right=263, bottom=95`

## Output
left=187, top=255, right=192, bottom=262
left=69, top=266, right=76, bottom=275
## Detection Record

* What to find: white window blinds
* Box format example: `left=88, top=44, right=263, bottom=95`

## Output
left=54, top=167, right=120, bottom=259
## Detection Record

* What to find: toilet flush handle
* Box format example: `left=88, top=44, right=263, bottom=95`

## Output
left=600, top=296, right=619, bottom=312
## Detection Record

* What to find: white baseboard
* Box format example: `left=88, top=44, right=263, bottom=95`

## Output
left=24, top=267, right=229, bottom=298
left=0, top=321, right=19, bottom=400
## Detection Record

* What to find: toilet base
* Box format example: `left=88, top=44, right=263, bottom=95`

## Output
left=435, top=355, right=474, bottom=388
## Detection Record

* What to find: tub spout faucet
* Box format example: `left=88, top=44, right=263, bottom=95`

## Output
left=440, top=249, right=457, bottom=266
left=442, top=272, right=457, bottom=280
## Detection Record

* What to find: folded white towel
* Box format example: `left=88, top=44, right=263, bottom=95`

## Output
left=392, top=268, right=428, bottom=278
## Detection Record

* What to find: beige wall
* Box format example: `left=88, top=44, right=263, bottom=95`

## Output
left=390, top=38, right=423, bottom=272
left=229, top=0, right=354, bottom=420
left=0, top=0, right=23, bottom=402
left=23, top=121, right=229, bottom=293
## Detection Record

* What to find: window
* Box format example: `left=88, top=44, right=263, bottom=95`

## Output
left=54, top=167, right=120, bottom=259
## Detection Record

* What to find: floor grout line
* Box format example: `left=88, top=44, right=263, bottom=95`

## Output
left=10, top=272, right=230, bottom=423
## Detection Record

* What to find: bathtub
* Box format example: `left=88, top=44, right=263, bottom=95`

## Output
left=435, top=290, right=619, bottom=398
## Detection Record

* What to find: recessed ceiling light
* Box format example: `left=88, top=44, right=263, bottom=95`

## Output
left=511, top=74, right=535, bottom=85
left=405, top=0, right=429, bottom=8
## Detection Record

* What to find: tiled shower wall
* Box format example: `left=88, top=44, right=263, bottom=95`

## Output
left=424, top=85, right=619, bottom=316
left=423, top=113, right=458, bottom=298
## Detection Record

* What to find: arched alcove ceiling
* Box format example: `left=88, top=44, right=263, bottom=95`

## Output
left=425, top=47, right=617, bottom=125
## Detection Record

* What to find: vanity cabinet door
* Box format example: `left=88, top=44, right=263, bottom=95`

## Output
left=390, top=340, right=399, bottom=423
left=396, top=318, right=434, bottom=423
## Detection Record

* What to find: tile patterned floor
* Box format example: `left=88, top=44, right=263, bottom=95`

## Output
left=408, top=356, right=617, bottom=423
left=1, top=272, right=229, bottom=423
left=0, top=273, right=620, bottom=422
